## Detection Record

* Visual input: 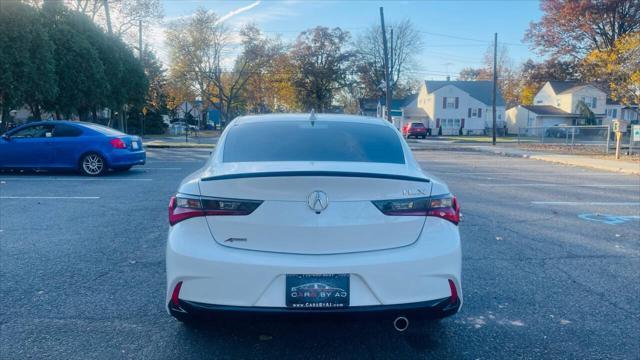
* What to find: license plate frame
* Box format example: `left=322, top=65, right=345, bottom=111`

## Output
left=132, top=142, right=139, bottom=150
left=286, top=274, right=350, bottom=309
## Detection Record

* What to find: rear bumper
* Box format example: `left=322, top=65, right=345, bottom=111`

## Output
left=107, top=150, right=146, bottom=167
left=166, top=217, right=462, bottom=312
left=170, top=297, right=461, bottom=320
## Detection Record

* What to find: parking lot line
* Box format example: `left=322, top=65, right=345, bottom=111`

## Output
left=138, top=167, right=182, bottom=170
left=435, top=172, right=626, bottom=176
left=479, top=183, right=639, bottom=188
left=0, top=196, right=100, bottom=199
left=531, top=201, right=640, bottom=206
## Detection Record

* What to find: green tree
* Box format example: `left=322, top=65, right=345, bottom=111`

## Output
left=142, top=46, right=167, bottom=113
left=0, top=2, right=57, bottom=121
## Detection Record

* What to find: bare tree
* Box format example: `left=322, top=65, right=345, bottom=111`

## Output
left=166, top=12, right=278, bottom=123
left=354, top=19, right=424, bottom=98
left=166, top=9, right=228, bottom=122
left=212, top=25, right=282, bottom=123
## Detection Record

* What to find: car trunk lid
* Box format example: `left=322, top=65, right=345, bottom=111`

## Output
left=198, top=162, right=431, bottom=254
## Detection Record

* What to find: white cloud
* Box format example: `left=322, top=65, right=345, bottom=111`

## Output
left=218, top=1, right=261, bottom=23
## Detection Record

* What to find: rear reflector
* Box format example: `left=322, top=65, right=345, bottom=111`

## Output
left=372, top=194, right=460, bottom=225
left=171, top=281, right=183, bottom=307
left=448, top=279, right=458, bottom=304
left=169, top=195, right=263, bottom=225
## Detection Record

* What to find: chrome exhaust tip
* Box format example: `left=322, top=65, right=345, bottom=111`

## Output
left=393, top=316, right=409, bottom=332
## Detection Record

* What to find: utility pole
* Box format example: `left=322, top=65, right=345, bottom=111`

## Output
left=139, top=19, right=144, bottom=137
left=380, top=7, right=392, bottom=123
left=390, top=27, right=394, bottom=84
left=492, top=32, right=497, bottom=146
left=138, top=20, right=143, bottom=59
left=103, top=0, right=113, bottom=35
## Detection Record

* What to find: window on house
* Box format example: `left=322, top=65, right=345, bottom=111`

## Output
left=454, top=119, right=461, bottom=128
left=592, top=97, right=597, bottom=108
left=444, top=97, right=456, bottom=109
left=478, top=108, right=482, bottom=117
left=471, top=108, right=478, bottom=117
left=447, top=119, right=454, bottom=128
left=612, top=109, right=617, bottom=118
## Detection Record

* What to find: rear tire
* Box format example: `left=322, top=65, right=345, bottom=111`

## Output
left=79, top=153, right=106, bottom=176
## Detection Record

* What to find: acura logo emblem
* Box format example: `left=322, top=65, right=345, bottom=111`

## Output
left=307, top=190, right=329, bottom=213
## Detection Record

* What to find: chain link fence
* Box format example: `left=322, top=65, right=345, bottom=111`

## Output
left=516, top=125, right=614, bottom=153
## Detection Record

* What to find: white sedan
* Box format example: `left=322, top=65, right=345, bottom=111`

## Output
left=166, top=113, right=462, bottom=331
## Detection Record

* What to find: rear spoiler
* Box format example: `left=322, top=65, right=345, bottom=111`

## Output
left=201, top=171, right=430, bottom=183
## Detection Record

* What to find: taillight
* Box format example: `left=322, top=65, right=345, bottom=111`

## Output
left=168, top=195, right=263, bottom=225
left=110, top=138, right=127, bottom=149
left=372, top=194, right=460, bottom=225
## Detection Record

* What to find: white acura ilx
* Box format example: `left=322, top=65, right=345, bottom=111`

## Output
left=166, top=114, right=462, bottom=330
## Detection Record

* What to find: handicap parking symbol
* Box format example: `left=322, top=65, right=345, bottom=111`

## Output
left=578, top=213, right=640, bottom=225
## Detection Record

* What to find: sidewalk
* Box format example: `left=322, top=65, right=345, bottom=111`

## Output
left=409, top=141, right=640, bottom=176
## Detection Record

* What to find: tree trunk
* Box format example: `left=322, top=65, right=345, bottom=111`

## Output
left=30, top=104, right=42, bottom=121
left=0, top=105, right=9, bottom=132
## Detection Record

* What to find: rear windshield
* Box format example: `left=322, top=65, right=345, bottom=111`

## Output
left=411, top=123, right=425, bottom=127
left=223, top=121, right=405, bottom=164
left=81, top=123, right=125, bottom=136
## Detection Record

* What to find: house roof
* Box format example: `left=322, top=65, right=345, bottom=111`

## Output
left=520, top=105, right=577, bottom=116
left=606, top=99, right=639, bottom=107
left=390, top=94, right=418, bottom=110
left=547, top=81, right=605, bottom=95
left=424, top=80, right=505, bottom=106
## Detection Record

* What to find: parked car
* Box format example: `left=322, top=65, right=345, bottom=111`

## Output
left=545, top=125, right=579, bottom=138
left=0, top=121, right=145, bottom=176
left=170, top=122, right=198, bottom=133
left=402, top=122, right=428, bottom=139
left=166, top=114, right=462, bottom=330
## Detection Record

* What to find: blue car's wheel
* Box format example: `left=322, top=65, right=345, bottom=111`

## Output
left=80, top=153, right=106, bottom=176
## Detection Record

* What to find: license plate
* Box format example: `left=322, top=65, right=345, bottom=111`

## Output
left=132, top=142, right=139, bottom=150
left=286, top=274, right=349, bottom=309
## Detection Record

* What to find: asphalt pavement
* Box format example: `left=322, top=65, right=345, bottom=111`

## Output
left=1, top=148, right=639, bottom=359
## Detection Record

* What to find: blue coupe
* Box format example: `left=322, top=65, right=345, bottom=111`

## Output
left=0, top=121, right=146, bottom=176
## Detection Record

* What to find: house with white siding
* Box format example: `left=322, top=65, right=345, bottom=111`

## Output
left=605, top=100, right=639, bottom=125
left=416, top=80, right=506, bottom=135
left=506, top=81, right=607, bottom=133
left=378, top=94, right=429, bottom=130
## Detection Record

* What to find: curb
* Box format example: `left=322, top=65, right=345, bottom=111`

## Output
left=144, top=143, right=215, bottom=149
left=409, top=144, right=640, bottom=176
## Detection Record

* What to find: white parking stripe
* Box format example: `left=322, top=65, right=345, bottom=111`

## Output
left=0, top=178, right=152, bottom=182
left=435, top=172, right=624, bottom=176
left=479, top=183, right=639, bottom=188
left=138, top=167, right=182, bottom=170
left=0, top=196, right=100, bottom=199
left=531, top=201, right=640, bottom=206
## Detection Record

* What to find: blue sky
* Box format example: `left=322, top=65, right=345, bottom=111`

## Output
left=158, top=0, right=543, bottom=80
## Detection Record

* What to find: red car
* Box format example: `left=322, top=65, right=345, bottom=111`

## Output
left=402, top=122, right=428, bottom=139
